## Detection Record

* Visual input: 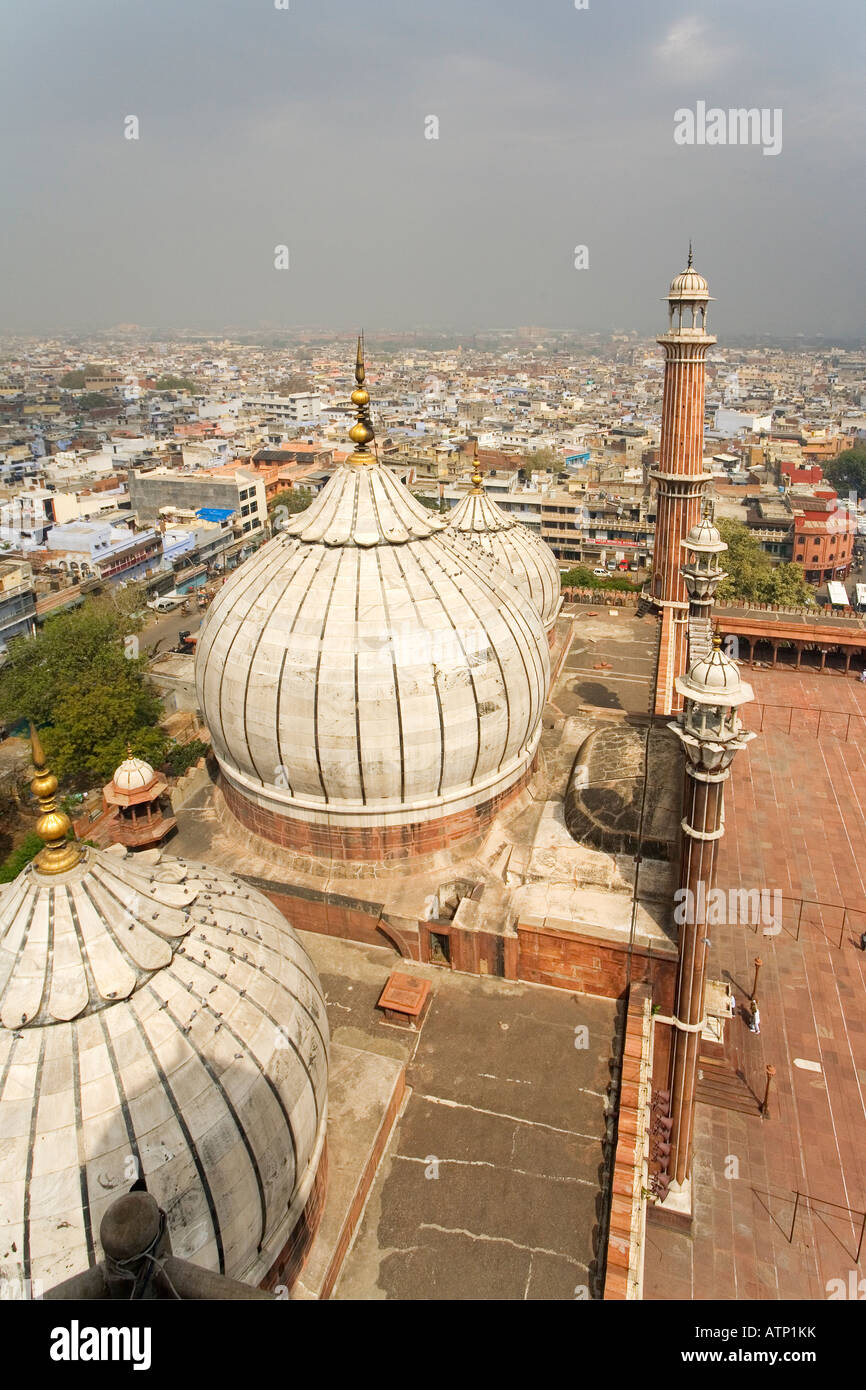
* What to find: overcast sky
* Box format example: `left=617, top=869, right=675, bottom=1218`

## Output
left=0, top=0, right=863, bottom=338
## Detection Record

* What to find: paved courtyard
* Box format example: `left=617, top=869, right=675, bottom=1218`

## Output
left=645, top=666, right=866, bottom=1301
left=554, top=610, right=656, bottom=719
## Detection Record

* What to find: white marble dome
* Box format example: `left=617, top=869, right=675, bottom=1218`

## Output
left=112, top=755, right=156, bottom=792
left=446, top=482, right=562, bottom=633
left=682, top=516, right=726, bottom=553
left=677, top=643, right=753, bottom=706
left=0, top=843, right=328, bottom=1292
left=668, top=263, right=710, bottom=300
left=195, top=457, right=550, bottom=834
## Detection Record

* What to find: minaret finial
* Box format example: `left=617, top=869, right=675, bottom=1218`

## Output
left=29, top=724, right=81, bottom=875
left=687, top=240, right=694, bottom=269
left=471, top=439, right=484, bottom=492
left=348, top=333, right=375, bottom=460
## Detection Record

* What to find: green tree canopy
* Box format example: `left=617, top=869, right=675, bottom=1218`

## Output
left=152, top=376, right=198, bottom=393
left=823, top=447, right=866, bottom=501
left=524, top=448, right=562, bottom=473
left=560, top=565, right=638, bottom=592
left=0, top=591, right=167, bottom=786
left=268, top=487, right=312, bottom=519
left=59, top=369, right=89, bottom=389
left=273, top=375, right=313, bottom=394
left=715, top=520, right=814, bottom=606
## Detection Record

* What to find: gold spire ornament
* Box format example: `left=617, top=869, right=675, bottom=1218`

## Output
left=348, top=334, right=375, bottom=460
left=471, top=440, right=484, bottom=493
left=29, top=725, right=81, bottom=875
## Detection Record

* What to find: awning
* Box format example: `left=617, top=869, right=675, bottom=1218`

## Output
left=827, top=581, right=850, bottom=606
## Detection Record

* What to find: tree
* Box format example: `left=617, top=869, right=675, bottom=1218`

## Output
left=411, top=492, right=441, bottom=511
left=524, top=448, right=561, bottom=473
left=152, top=376, right=198, bottom=393
left=715, top=520, right=814, bottom=606
left=274, top=375, right=313, bottom=394
left=823, top=447, right=866, bottom=501
left=78, top=393, right=114, bottom=410
left=0, top=593, right=167, bottom=786
left=268, top=487, right=312, bottom=520
left=560, top=565, right=638, bottom=592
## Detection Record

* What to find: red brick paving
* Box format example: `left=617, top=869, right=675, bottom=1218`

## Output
left=645, top=667, right=866, bottom=1301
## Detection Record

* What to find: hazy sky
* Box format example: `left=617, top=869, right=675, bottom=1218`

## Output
left=1, top=0, right=863, bottom=337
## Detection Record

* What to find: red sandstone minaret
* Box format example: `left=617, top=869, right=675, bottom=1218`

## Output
left=646, top=247, right=715, bottom=716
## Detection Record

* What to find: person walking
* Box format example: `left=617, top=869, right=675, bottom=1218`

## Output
left=749, top=999, right=761, bottom=1035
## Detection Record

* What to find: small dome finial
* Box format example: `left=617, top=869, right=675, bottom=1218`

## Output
left=29, top=724, right=80, bottom=876
left=471, top=439, right=484, bottom=492
left=687, top=240, right=694, bottom=269
left=712, top=633, right=722, bottom=651
left=348, top=332, right=375, bottom=459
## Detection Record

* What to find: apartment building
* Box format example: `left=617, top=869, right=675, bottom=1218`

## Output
left=0, top=558, right=36, bottom=653
left=128, top=467, right=266, bottom=537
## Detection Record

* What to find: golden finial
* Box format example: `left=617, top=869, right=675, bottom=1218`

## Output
left=712, top=633, right=722, bottom=651
left=126, top=740, right=133, bottom=760
left=471, top=440, right=484, bottom=493
left=348, top=333, right=375, bottom=460
left=29, top=724, right=81, bottom=875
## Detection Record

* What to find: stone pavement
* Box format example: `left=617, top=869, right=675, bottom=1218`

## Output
left=645, top=667, right=866, bottom=1301
left=307, top=934, right=620, bottom=1301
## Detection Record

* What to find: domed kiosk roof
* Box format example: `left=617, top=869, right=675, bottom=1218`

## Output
left=112, top=753, right=157, bottom=793
left=194, top=342, right=550, bottom=851
left=0, top=737, right=328, bottom=1292
left=667, top=246, right=711, bottom=301
left=446, top=452, right=562, bottom=632
left=676, top=638, right=753, bottom=707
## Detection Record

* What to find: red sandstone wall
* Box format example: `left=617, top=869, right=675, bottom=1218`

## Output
left=263, top=886, right=420, bottom=959
left=517, top=921, right=677, bottom=1004
left=222, top=759, right=535, bottom=863
left=604, top=983, right=653, bottom=1300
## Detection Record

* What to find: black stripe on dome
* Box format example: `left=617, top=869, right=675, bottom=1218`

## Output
left=125, top=1003, right=226, bottom=1274
left=22, top=1031, right=47, bottom=1285
left=389, top=544, right=446, bottom=797
left=70, top=1027, right=96, bottom=1268
left=153, top=989, right=268, bottom=1255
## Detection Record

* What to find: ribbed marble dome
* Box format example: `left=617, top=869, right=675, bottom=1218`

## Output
left=446, top=481, right=562, bottom=633
left=0, top=843, right=328, bottom=1291
left=112, top=755, right=156, bottom=792
left=677, top=643, right=753, bottom=706
left=195, top=453, right=550, bottom=835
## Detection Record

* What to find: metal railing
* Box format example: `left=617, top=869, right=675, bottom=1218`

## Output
left=788, top=1191, right=866, bottom=1264
left=744, top=702, right=866, bottom=744
left=740, top=893, right=866, bottom=950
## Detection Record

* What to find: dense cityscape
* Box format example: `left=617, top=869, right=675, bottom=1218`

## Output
left=1, top=0, right=864, bottom=1362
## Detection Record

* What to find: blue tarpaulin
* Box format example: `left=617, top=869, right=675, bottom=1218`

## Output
left=195, top=507, right=235, bottom=522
